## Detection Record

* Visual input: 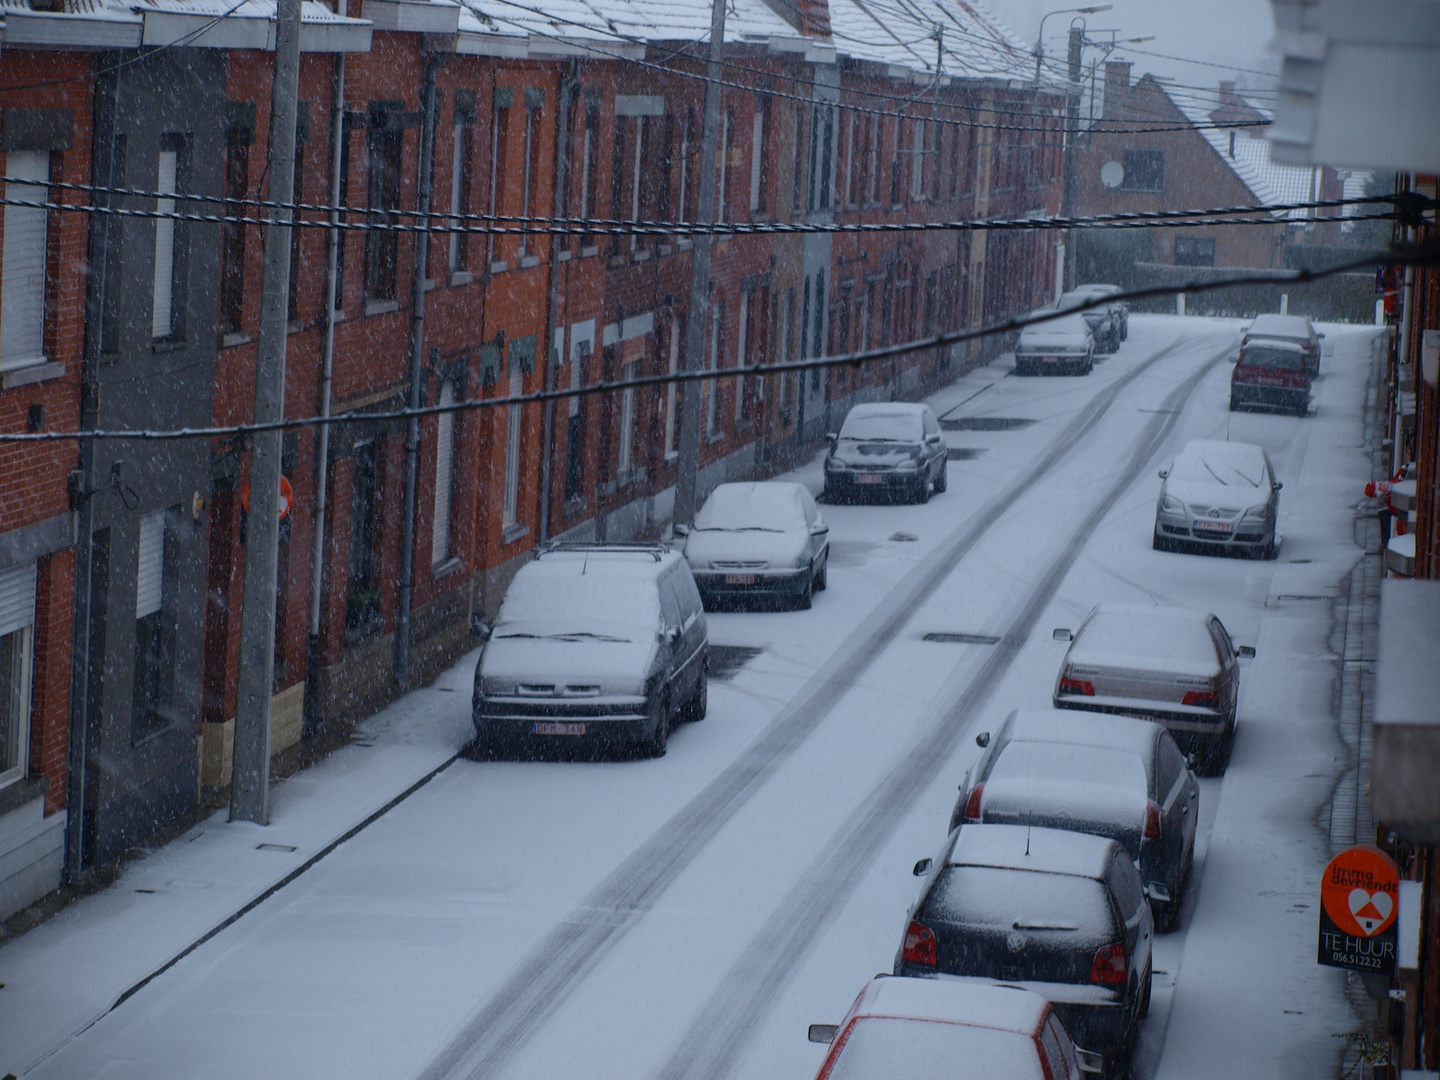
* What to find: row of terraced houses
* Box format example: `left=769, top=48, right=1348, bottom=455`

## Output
left=0, top=0, right=1065, bottom=915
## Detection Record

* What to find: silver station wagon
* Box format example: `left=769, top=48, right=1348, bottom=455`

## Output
left=1051, top=604, right=1255, bottom=775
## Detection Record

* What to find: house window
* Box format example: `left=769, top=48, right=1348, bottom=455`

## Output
left=1122, top=149, right=1164, bottom=192
left=664, top=318, right=680, bottom=457
left=812, top=269, right=826, bottom=358
left=809, top=103, right=833, bottom=211
left=449, top=110, right=474, bottom=274
left=519, top=90, right=543, bottom=261
left=503, top=360, right=523, bottom=527
left=133, top=510, right=177, bottom=743
left=748, top=105, right=767, bottom=214
left=151, top=145, right=183, bottom=339
left=677, top=107, right=693, bottom=223
left=287, top=125, right=306, bottom=322
left=219, top=131, right=250, bottom=335
left=0, top=562, right=36, bottom=789
left=705, top=302, right=722, bottom=437
left=629, top=115, right=646, bottom=250
left=0, top=151, right=50, bottom=371
left=911, top=120, right=926, bottom=201
left=347, top=440, right=383, bottom=632
left=565, top=336, right=590, bottom=501
left=1174, top=235, right=1216, bottom=267
left=790, top=104, right=806, bottom=218
left=579, top=103, right=599, bottom=245
left=735, top=290, right=750, bottom=421
left=717, top=108, right=730, bottom=224
left=365, top=120, right=404, bottom=303
left=618, top=358, right=637, bottom=477
left=431, top=380, right=457, bottom=567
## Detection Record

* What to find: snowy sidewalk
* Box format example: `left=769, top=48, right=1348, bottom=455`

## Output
left=0, top=650, right=479, bottom=1077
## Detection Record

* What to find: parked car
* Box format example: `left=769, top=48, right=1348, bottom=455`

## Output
left=1052, top=603, right=1255, bottom=774
left=680, top=481, right=829, bottom=610
left=1230, top=338, right=1311, bottom=416
left=471, top=544, right=708, bottom=758
left=1242, top=313, right=1322, bottom=376
left=897, top=823, right=1152, bottom=1079
left=1056, top=291, right=1120, bottom=353
left=951, top=709, right=1199, bottom=930
left=1067, top=284, right=1128, bottom=341
left=807, top=976, right=1089, bottom=1079
left=1015, top=312, right=1096, bottom=376
left=823, top=403, right=949, bottom=505
left=1153, top=439, right=1282, bottom=559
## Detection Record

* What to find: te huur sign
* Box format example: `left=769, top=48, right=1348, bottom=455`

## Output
left=1317, top=846, right=1400, bottom=975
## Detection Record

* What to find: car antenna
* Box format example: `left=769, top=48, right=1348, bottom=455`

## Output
left=1025, top=826, right=1031, bottom=856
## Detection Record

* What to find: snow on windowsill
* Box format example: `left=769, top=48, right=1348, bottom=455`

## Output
left=0, top=358, right=62, bottom=390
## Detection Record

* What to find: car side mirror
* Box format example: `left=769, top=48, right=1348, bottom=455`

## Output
left=1273, top=481, right=1283, bottom=491
left=470, top=614, right=491, bottom=640
left=673, top=523, right=690, bottom=538
left=912, top=858, right=933, bottom=877
left=1236, top=645, right=1256, bottom=659
left=811, top=523, right=828, bottom=535
left=1158, top=469, right=1169, bottom=480
left=1053, top=628, right=1073, bottom=642
left=825, top=432, right=838, bottom=446
left=808, top=1024, right=839, bottom=1045
left=975, top=731, right=990, bottom=748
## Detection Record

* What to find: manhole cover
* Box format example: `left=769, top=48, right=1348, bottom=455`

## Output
left=947, top=447, right=986, bottom=460
left=889, top=532, right=919, bottom=542
left=941, top=417, right=1037, bottom=431
left=257, top=843, right=298, bottom=853
left=923, top=632, right=1001, bottom=645
left=708, top=645, right=763, bottom=681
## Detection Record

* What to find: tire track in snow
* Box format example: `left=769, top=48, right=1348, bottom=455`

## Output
left=651, top=342, right=1231, bottom=1080
left=416, top=335, right=1202, bottom=1080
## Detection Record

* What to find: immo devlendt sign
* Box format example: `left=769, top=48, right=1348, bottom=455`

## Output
left=1317, top=845, right=1400, bottom=975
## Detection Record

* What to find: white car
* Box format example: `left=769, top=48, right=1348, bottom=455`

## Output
left=1153, top=440, right=1281, bottom=559
left=1015, top=312, right=1096, bottom=377
left=680, top=481, right=829, bottom=610
left=1068, top=284, right=1128, bottom=340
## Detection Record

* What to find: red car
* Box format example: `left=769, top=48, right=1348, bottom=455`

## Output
left=808, top=975, right=1090, bottom=1079
left=1230, top=339, right=1311, bottom=417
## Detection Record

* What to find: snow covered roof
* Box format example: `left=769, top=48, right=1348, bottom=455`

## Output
left=0, top=0, right=370, bottom=49
left=849, top=976, right=1050, bottom=1034
left=824, top=0, right=1035, bottom=82
left=947, top=822, right=1117, bottom=880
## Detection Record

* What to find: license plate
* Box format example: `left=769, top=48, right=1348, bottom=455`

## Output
left=856, top=474, right=883, bottom=485
left=724, top=574, right=757, bottom=585
left=1122, top=711, right=1155, bottom=721
left=532, top=722, right=585, bottom=736
left=1193, top=519, right=1232, bottom=534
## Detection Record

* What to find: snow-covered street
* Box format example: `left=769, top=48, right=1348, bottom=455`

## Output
left=0, top=315, right=1381, bottom=1080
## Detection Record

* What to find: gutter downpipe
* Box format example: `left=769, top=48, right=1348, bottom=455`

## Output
left=395, top=53, right=443, bottom=691
left=539, top=60, right=579, bottom=545
left=1394, top=176, right=1415, bottom=477
left=303, top=49, right=345, bottom=736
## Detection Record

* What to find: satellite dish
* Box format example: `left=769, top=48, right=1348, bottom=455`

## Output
left=1101, top=161, right=1125, bottom=189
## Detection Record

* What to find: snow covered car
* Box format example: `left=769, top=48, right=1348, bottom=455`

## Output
left=823, top=402, right=949, bottom=504
left=1067, top=284, right=1128, bottom=341
left=806, top=976, right=1088, bottom=1079
left=1242, top=313, right=1322, bottom=376
left=1056, top=290, right=1120, bottom=353
left=951, top=709, right=1199, bottom=930
left=1015, top=312, right=1096, bottom=376
left=471, top=544, right=708, bottom=758
left=1051, top=604, right=1255, bottom=774
left=680, top=481, right=829, bottom=610
left=1153, top=439, right=1282, bottom=558
left=1230, top=339, right=1311, bottom=416
left=897, top=824, right=1152, bottom=1079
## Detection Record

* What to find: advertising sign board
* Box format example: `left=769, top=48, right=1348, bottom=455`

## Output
left=1317, top=846, right=1400, bottom=975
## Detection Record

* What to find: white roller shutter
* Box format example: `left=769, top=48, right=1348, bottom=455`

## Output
left=151, top=150, right=178, bottom=339
left=430, top=381, right=455, bottom=566
left=1, top=151, right=50, bottom=371
left=0, top=562, right=37, bottom=638
left=136, top=511, right=165, bottom=618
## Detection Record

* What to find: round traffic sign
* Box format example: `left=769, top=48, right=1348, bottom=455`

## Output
left=240, top=475, right=293, bottom=521
left=1321, top=846, right=1399, bottom=939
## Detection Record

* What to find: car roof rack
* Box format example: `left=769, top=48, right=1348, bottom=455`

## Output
left=536, top=542, right=668, bottom=562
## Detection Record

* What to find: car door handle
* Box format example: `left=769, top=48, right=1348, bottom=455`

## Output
left=1182, top=803, right=1189, bottom=814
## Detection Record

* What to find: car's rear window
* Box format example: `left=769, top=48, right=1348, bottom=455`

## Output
left=924, top=866, right=1113, bottom=936
left=987, top=741, right=1147, bottom=794
left=1242, top=345, right=1306, bottom=371
left=1076, top=613, right=1217, bottom=664
left=828, top=1017, right=1043, bottom=1080
left=839, top=411, right=923, bottom=441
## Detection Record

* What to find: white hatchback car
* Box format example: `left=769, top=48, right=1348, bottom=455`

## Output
left=1153, top=440, right=1282, bottom=558
left=680, top=481, right=829, bottom=609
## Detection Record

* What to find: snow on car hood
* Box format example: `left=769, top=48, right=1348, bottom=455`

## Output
left=684, top=527, right=809, bottom=568
left=481, top=620, right=658, bottom=692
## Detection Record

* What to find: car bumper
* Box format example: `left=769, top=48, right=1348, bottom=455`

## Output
left=825, top=471, right=923, bottom=494
left=693, top=568, right=810, bottom=599
left=1231, top=382, right=1307, bottom=411
left=899, top=972, right=1131, bottom=1053
left=1155, top=513, right=1272, bottom=549
left=1054, top=695, right=1228, bottom=735
left=1016, top=352, right=1088, bottom=369
left=474, top=697, right=652, bottom=742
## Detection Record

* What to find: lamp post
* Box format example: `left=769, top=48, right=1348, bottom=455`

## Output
left=1033, top=4, right=1111, bottom=87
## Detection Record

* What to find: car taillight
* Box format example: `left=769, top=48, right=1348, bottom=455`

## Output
left=903, top=920, right=937, bottom=966
left=1144, top=800, right=1161, bottom=839
left=1090, top=942, right=1128, bottom=984
left=1181, top=690, right=1219, bottom=708
left=964, top=783, right=985, bottom=821
left=1059, top=677, right=1094, bottom=696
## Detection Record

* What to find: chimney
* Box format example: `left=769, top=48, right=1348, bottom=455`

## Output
left=1219, top=80, right=1237, bottom=104
left=1104, top=62, right=1131, bottom=119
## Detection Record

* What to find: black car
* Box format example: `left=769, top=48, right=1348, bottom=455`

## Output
left=898, top=823, right=1153, bottom=1080
left=822, top=402, right=949, bottom=504
left=950, top=709, right=1199, bottom=930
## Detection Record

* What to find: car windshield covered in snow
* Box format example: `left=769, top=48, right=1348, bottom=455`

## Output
left=493, top=563, right=661, bottom=639
left=838, top=409, right=924, bottom=442
left=694, top=484, right=807, bottom=532
left=826, top=1017, right=1045, bottom=1080
left=1020, top=313, right=1091, bottom=339
left=1168, top=447, right=1267, bottom=488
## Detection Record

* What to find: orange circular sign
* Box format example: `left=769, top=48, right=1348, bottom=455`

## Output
left=240, top=476, right=293, bottom=521
left=1321, top=847, right=1399, bottom=939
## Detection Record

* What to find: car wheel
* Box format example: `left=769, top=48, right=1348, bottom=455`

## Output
left=1263, top=533, right=1278, bottom=560
left=1152, top=530, right=1171, bottom=553
left=1102, top=1050, right=1132, bottom=1080
left=933, top=461, right=947, bottom=493
left=641, top=693, right=670, bottom=757
left=913, top=477, right=930, bottom=504
left=1229, top=395, right=1240, bottom=412
left=1153, top=898, right=1179, bottom=933
left=796, top=568, right=814, bottom=610
left=814, top=555, right=828, bottom=591
left=1197, top=719, right=1235, bottom=776
left=685, top=671, right=708, bottom=722
left=1140, top=965, right=1153, bottom=1017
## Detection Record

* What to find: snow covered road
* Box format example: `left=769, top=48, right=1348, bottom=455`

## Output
left=0, top=315, right=1380, bottom=1080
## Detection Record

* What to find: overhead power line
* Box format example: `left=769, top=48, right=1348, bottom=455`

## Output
left=4, top=245, right=1426, bottom=445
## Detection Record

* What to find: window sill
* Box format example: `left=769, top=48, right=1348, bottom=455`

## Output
left=220, top=331, right=252, bottom=349
left=579, top=245, right=599, bottom=258
left=501, top=521, right=530, bottom=545
left=618, top=467, right=646, bottom=488
left=562, top=497, right=586, bottom=516
left=1, top=359, right=63, bottom=389
left=677, top=239, right=694, bottom=250
left=430, top=556, right=464, bottom=582
left=607, top=255, right=628, bottom=268
left=557, top=250, right=572, bottom=262
left=663, top=449, right=678, bottom=462
left=706, top=430, right=725, bottom=445
left=151, top=337, right=188, bottom=354
left=519, top=255, right=541, bottom=269
left=0, top=775, right=46, bottom=818
left=287, top=318, right=304, bottom=335
left=423, top=277, right=437, bottom=292
left=365, top=299, right=399, bottom=317
left=489, top=261, right=509, bottom=274
left=450, top=270, right=474, bottom=286
left=631, top=250, right=650, bottom=263
left=658, top=244, right=673, bottom=257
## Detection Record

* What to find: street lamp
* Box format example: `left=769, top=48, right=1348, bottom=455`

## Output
left=1034, top=4, right=1112, bottom=86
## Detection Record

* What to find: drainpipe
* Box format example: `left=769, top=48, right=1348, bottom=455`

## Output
left=395, top=53, right=443, bottom=692
left=539, top=61, right=579, bottom=545
left=303, top=50, right=346, bottom=736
